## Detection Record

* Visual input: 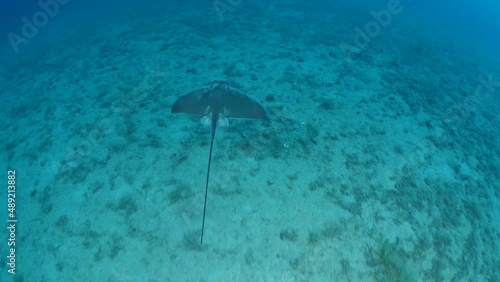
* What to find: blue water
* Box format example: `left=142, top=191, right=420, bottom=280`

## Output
left=1, top=0, right=499, bottom=281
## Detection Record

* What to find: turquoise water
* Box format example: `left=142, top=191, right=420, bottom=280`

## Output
left=1, top=0, right=499, bottom=281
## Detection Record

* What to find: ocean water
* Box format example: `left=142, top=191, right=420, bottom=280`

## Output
left=1, top=0, right=499, bottom=281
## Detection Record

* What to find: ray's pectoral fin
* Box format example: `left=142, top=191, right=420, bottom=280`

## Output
left=222, top=88, right=268, bottom=120
left=171, top=88, right=211, bottom=116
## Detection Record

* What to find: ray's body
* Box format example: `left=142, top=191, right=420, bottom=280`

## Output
left=172, top=80, right=268, bottom=243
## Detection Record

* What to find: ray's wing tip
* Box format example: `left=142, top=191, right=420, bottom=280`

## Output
left=251, top=110, right=268, bottom=122
left=171, top=102, right=181, bottom=113
left=257, top=104, right=269, bottom=120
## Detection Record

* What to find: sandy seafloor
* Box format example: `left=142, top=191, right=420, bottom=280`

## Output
left=0, top=1, right=499, bottom=281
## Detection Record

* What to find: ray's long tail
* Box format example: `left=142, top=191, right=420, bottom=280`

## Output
left=200, top=115, right=218, bottom=244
